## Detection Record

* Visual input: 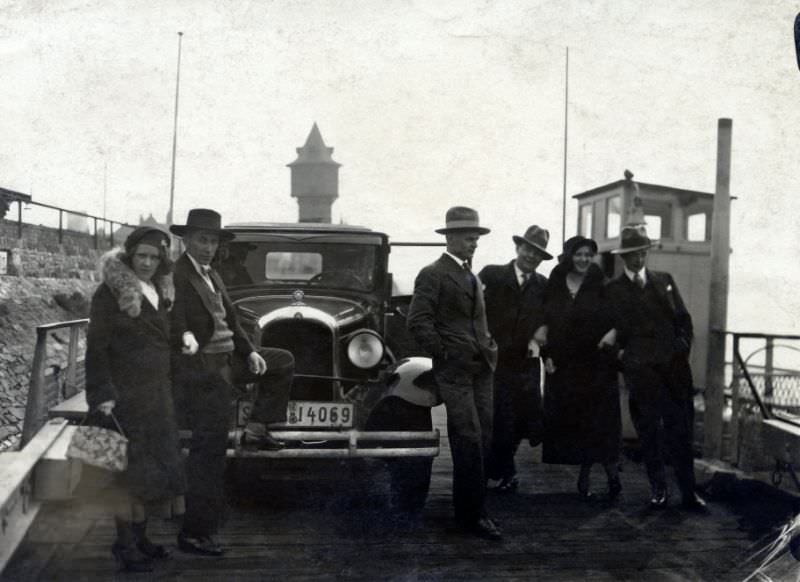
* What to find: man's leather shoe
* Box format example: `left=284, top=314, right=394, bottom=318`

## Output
left=495, top=475, right=519, bottom=494
left=240, top=431, right=285, bottom=451
left=680, top=493, right=708, bottom=513
left=177, top=533, right=224, bottom=556
left=649, top=489, right=668, bottom=509
left=466, top=517, right=503, bottom=541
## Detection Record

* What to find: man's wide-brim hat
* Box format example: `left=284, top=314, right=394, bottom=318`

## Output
left=611, top=226, right=654, bottom=254
left=512, top=225, right=553, bottom=260
left=435, top=206, right=490, bottom=235
left=169, top=208, right=235, bottom=241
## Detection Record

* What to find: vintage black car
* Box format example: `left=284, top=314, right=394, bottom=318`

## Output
left=215, top=223, right=440, bottom=513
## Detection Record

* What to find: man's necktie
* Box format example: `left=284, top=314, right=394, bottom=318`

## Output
left=521, top=272, right=530, bottom=287
left=634, top=272, right=645, bottom=290
left=462, top=261, right=477, bottom=290
left=201, top=265, right=211, bottom=275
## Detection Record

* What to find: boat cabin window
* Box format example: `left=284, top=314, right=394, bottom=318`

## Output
left=642, top=199, right=672, bottom=239
left=579, top=203, right=593, bottom=238
left=686, top=212, right=709, bottom=241
left=605, top=196, right=621, bottom=239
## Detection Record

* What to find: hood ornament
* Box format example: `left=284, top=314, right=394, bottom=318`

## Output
left=291, top=289, right=305, bottom=305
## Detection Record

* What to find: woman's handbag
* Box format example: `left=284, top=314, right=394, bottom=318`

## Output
left=66, top=411, right=128, bottom=472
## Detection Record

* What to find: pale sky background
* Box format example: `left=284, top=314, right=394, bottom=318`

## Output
left=2, top=0, right=799, bottom=336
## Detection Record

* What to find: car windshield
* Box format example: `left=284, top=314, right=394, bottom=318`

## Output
left=215, top=241, right=378, bottom=291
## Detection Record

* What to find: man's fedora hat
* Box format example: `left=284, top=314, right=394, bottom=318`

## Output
left=512, top=225, right=553, bottom=260
left=170, top=208, right=235, bottom=241
left=611, top=226, right=654, bottom=254
left=435, top=206, right=490, bottom=235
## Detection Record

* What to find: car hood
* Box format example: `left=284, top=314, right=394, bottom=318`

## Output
left=234, top=294, right=375, bottom=328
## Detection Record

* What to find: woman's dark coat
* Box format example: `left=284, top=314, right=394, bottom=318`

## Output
left=85, top=249, right=184, bottom=503
left=541, top=261, right=621, bottom=465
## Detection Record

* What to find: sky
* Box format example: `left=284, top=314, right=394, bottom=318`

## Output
left=2, top=0, right=799, bottom=338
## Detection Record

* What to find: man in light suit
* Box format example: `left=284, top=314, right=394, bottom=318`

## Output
left=605, top=226, right=706, bottom=512
left=478, top=225, right=552, bottom=493
left=407, top=206, right=501, bottom=541
left=170, top=208, right=295, bottom=555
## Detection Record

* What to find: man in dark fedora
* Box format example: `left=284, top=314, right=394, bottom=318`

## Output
left=478, top=225, right=552, bottom=493
left=605, top=226, right=706, bottom=512
left=407, top=206, right=501, bottom=540
left=170, top=208, right=295, bottom=555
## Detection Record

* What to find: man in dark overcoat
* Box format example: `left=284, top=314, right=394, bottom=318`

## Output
left=407, top=206, right=501, bottom=540
left=478, top=225, right=552, bottom=493
left=605, top=226, right=706, bottom=511
left=170, top=208, right=295, bottom=555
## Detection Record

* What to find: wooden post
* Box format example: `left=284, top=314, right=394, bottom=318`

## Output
left=764, top=337, right=774, bottom=399
left=20, top=329, right=49, bottom=447
left=703, top=118, right=732, bottom=459
left=729, top=334, right=741, bottom=464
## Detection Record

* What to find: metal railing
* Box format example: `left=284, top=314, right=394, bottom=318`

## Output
left=20, top=320, right=89, bottom=447
left=728, top=332, right=800, bottom=423
left=1, top=199, right=136, bottom=249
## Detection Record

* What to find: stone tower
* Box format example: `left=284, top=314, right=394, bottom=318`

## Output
left=288, top=123, right=341, bottom=223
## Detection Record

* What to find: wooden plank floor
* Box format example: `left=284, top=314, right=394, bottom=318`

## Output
left=5, top=407, right=797, bottom=581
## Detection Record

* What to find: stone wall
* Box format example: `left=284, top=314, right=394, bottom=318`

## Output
left=0, top=277, right=97, bottom=451
left=0, top=218, right=120, bottom=279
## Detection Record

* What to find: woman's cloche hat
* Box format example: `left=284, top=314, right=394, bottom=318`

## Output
left=512, top=225, right=553, bottom=260
left=558, top=235, right=598, bottom=262
left=611, top=226, right=655, bottom=254
left=435, top=206, right=490, bottom=235
left=124, top=226, right=170, bottom=254
left=169, top=208, right=235, bottom=241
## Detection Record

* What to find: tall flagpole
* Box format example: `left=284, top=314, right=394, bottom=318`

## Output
left=561, top=46, right=569, bottom=245
left=167, top=31, right=183, bottom=228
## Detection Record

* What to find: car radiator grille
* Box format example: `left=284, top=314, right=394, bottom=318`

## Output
left=261, top=318, right=335, bottom=401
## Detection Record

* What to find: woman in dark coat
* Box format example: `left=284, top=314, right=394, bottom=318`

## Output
left=85, top=227, right=184, bottom=572
left=540, top=236, right=622, bottom=500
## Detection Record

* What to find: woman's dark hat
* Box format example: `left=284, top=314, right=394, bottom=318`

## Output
left=435, top=206, right=490, bottom=235
left=169, top=208, right=235, bottom=241
left=560, top=235, right=598, bottom=262
left=512, top=225, right=553, bottom=260
left=124, top=226, right=170, bottom=254
left=611, top=226, right=654, bottom=254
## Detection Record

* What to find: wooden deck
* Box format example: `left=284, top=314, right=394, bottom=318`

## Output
left=5, top=408, right=798, bottom=581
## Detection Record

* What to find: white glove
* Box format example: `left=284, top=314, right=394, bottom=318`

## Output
left=182, top=332, right=199, bottom=355
left=97, top=400, right=116, bottom=416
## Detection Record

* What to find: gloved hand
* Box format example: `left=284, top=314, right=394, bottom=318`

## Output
left=182, top=332, right=199, bottom=355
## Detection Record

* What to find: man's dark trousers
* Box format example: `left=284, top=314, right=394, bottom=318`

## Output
left=178, top=347, right=293, bottom=537
left=626, top=358, right=695, bottom=497
left=434, top=356, right=493, bottom=525
left=488, top=359, right=541, bottom=480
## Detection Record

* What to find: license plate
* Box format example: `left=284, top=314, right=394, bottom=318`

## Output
left=236, top=400, right=355, bottom=428
left=286, top=401, right=354, bottom=428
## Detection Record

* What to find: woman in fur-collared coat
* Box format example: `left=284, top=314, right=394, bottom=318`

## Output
left=85, top=226, right=184, bottom=572
left=540, top=236, right=621, bottom=501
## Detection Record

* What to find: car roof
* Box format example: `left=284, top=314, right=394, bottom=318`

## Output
left=224, top=222, right=388, bottom=244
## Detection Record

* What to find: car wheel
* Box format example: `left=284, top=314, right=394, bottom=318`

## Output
left=365, top=397, right=434, bottom=516
left=386, top=457, right=433, bottom=515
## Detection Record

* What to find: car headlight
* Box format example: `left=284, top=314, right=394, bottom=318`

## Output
left=346, top=330, right=385, bottom=369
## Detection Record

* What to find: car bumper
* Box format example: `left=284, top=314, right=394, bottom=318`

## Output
left=179, top=429, right=440, bottom=459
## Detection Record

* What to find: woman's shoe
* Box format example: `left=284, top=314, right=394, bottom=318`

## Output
left=577, top=470, right=593, bottom=501
left=132, top=520, right=171, bottom=559
left=111, top=542, right=154, bottom=572
left=607, top=477, right=622, bottom=502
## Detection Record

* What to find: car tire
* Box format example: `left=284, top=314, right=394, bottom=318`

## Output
left=365, top=397, right=434, bottom=516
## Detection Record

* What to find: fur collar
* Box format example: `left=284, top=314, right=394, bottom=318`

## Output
left=99, top=248, right=174, bottom=317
